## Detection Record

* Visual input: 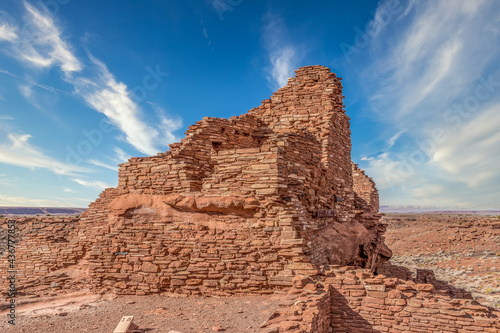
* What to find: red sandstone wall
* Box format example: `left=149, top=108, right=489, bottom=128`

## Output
left=116, top=115, right=262, bottom=195
left=76, top=66, right=390, bottom=293
left=202, top=142, right=281, bottom=198
left=352, top=163, right=380, bottom=214
left=249, top=66, right=353, bottom=208
left=85, top=208, right=295, bottom=296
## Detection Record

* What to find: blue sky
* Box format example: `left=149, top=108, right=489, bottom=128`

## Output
left=0, top=0, right=499, bottom=208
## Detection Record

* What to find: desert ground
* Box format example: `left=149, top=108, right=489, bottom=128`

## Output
left=383, top=213, right=500, bottom=309
left=1, top=291, right=286, bottom=332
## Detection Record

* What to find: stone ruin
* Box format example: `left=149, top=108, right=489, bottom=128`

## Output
left=2, top=65, right=499, bottom=332
left=77, top=65, right=391, bottom=295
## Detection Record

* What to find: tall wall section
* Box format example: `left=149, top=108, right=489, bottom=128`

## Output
left=248, top=65, right=354, bottom=218
left=352, top=163, right=380, bottom=214
left=82, top=66, right=388, bottom=295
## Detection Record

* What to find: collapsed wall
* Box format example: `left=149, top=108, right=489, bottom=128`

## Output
left=262, top=266, right=500, bottom=332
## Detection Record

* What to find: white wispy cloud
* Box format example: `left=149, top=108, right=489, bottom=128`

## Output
left=0, top=67, right=70, bottom=95
left=262, top=12, right=300, bottom=89
left=367, top=0, right=497, bottom=127
left=386, top=129, right=406, bottom=151
left=19, top=84, right=33, bottom=98
left=114, top=147, right=130, bottom=163
left=0, top=132, right=88, bottom=175
left=71, top=178, right=112, bottom=190
left=269, top=47, right=296, bottom=88
left=72, top=56, right=163, bottom=155
left=149, top=102, right=183, bottom=144
left=89, top=159, right=117, bottom=171
left=0, top=23, right=17, bottom=42
left=361, top=152, right=408, bottom=190
left=361, top=152, right=474, bottom=207
left=432, top=103, right=500, bottom=188
left=0, top=174, right=18, bottom=188
left=18, top=83, right=44, bottom=114
left=21, top=2, right=82, bottom=74
left=17, top=81, right=66, bottom=126
left=358, top=0, right=500, bottom=208
left=2, top=3, right=181, bottom=156
left=202, top=27, right=211, bottom=45
left=1, top=4, right=80, bottom=73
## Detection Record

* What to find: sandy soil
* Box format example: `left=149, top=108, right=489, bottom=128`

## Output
left=1, top=292, right=286, bottom=333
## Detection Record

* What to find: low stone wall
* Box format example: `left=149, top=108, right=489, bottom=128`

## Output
left=380, top=262, right=473, bottom=299
left=1, top=219, right=498, bottom=331
left=0, top=217, right=85, bottom=297
left=0, top=214, right=314, bottom=297
left=261, top=266, right=500, bottom=332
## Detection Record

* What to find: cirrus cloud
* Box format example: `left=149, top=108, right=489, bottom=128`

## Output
left=357, top=0, right=500, bottom=208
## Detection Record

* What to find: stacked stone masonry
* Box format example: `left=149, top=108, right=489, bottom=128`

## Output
left=0, top=217, right=85, bottom=295
left=262, top=267, right=500, bottom=332
left=32, top=65, right=389, bottom=296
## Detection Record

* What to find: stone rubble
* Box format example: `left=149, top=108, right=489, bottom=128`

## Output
left=261, top=266, right=500, bottom=332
